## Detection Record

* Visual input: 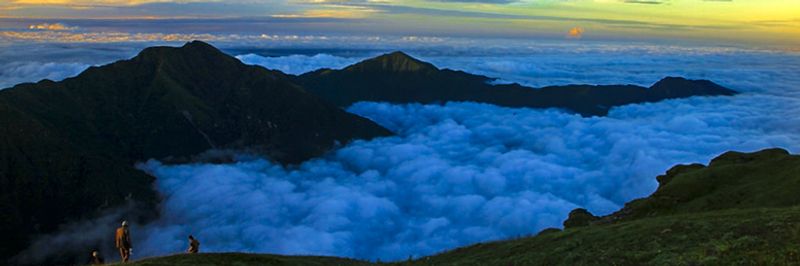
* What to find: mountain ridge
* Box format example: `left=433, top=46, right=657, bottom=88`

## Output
left=0, top=41, right=392, bottom=264
left=343, top=51, right=438, bottom=73
left=294, top=51, right=738, bottom=116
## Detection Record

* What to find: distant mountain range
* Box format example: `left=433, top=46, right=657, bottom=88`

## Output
left=294, top=51, right=737, bottom=116
left=0, top=41, right=738, bottom=264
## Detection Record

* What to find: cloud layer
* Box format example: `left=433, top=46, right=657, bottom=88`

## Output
left=0, top=42, right=144, bottom=89
left=237, top=43, right=799, bottom=90
left=133, top=91, right=799, bottom=261
left=236, top=53, right=365, bottom=75
left=0, top=61, right=88, bottom=89
left=27, top=23, right=77, bottom=31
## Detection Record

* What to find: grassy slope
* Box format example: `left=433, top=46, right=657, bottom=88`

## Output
left=111, top=148, right=800, bottom=266
left=603, top=148, right=800, bottom=223
left=416, top=207, right=800, bottom=265
left=111, top=253, right=372, bottom=266
left=109, top=207, right=800, bottom=266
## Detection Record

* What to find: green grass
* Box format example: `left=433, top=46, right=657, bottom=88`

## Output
left=412, top=206, right=800, bottom=266
left=108, top=207, right=800, bottom=266
left=109, top=253, right=373, bottom=266
left=603, top=148, right=800, bottom=223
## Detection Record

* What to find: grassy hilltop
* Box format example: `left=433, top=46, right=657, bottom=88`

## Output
left=113, top=148, right=800, bottom=265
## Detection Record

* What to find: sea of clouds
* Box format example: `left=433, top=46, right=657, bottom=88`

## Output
left=0, top=42, right=145, bottom=89
left=0, top=61, right=89, bottom=89
left=235, top=53, right=366, bottom=75
left=132, top=44, right=800, bottom=261
left=10, top=41, right=800, bottom=263
left=132, top=96, right=800, bottom=261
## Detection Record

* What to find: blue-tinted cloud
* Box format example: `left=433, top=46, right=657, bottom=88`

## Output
left=0, top=61, right=88, bottom=88
left=237, top=53, right=366, bottom=75
left=130, top=91, right=799, bottom=261
left=0, top=42, right=142, bottom=89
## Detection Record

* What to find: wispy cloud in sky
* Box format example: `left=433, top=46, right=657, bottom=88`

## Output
left=26, top=22, right=76, bottom=30
left=0, top=0, right=797, bottom=47
left=567, top=26, right=584, bottom=38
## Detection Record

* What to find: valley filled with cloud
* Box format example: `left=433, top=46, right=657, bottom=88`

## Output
left=8, top=41, right=800, bottom=262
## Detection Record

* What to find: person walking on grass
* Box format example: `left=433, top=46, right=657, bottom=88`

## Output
left=115, top=221, right=133, bottom=263
left=187, top=235, right=200, bottom=254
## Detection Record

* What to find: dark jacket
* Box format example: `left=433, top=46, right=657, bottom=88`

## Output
left=188, top=238, right=200, bottom=253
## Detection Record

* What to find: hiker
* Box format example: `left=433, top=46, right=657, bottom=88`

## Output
left=187, top=235, right=200, bottom=254
left=115, top=221, right=133, bottom=263
left=87, top=250, right=104, bottom=265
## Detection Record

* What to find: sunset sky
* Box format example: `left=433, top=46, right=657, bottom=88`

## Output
left=1, top=0, right=798, bottom=49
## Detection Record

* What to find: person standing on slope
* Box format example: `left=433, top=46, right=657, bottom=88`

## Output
left=115, top=221, right=133, bottom=263
left=187, top=235, right=200, bottom=254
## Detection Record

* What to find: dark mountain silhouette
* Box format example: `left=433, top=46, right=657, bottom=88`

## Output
left=294, top=51, right=737, bottom=116
left=0, top=41, right=391, bottom=264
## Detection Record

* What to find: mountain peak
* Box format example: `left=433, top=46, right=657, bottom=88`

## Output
left=0, top=41, right=393, bottom=263
left=178, top=40, right=229, bottom=56
left=345, top=51, right=438, bottom=72
left=651, top=76, right=691, bottom=87
left=117, top=40, right=249, bottom=82
left=383, top=51, right=416, bottom=60
left=133, top=40, right=230, bottom=64
left=182, top=40, right=217, bottom=50
left=648, top=76, right=737, bottom=98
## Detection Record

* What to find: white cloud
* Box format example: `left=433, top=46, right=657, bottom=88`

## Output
left=237, top=53, right=366, bottom=75
left=413, top=47, right=795, bottom=90
left=28, top=23, right=78, bottom=31
left=0, top=61, right=89, bottom=89
left=129, top=89, right=799, bottom=261
left=0, top=42, right=143, bottom=89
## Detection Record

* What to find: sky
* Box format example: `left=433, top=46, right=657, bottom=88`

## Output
left=0, top=0, right=798, bottom=49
